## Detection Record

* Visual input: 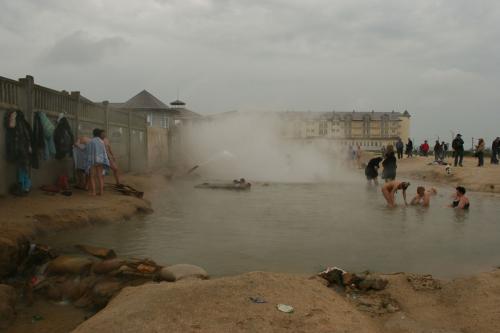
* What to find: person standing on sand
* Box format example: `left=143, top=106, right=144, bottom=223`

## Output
left=382, top=145, right=397, bottom=182
left=433, top=140, right=442, bottom=162
left=396, top=138, right=404, bottom=159
left=410, top=186, right=437, bottom=207
left=406, top=139, right=413, bottom=158
left=73, top=136, right=90, bottom=190
left=381, top=181, right=410, bottom=207
left=87, top=128, right=110, bottom=196
left=475, top=138, right=485, bottom=167
left=452, top=134, right=465, bottom=167
left=450, top=186, right=470, bottom=209
left=441, top=141, right=448, bottom=160
left=491, top=137, right=499, bottom=165
left=356, top=144, right=363, bottom=168
left=420, top=140, right=430, bottom=157
left=102, top=132, right=121, bottom=185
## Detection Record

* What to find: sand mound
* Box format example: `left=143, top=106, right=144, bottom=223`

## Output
left=73, top=271, right=380, bottom=333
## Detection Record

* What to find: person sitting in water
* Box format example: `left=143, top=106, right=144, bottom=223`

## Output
left=450, top=186, right=470, bottom=209
left=233, top=178, right=250, bottom=188
left=365, top=157, right=383, bottom=185
left=381, top=181, right=410, bottom=207
left=410, top=186, right=437, bottom=207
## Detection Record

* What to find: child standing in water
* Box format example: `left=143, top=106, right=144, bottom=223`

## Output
left=87, top=128, right=110, bottom=196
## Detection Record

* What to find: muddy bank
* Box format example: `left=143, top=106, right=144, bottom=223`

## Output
left=0, top=173, right=159, bottom=278
left=72, top=269, right=500, bottom=333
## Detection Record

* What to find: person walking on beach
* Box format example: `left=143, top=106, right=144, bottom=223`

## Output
left=381, top=180, right=410, bottom=207
left=491, top=137, right=500, bottom=165
left=475, top=138, right=485, bottom=167
left=382, top=145, right=397, bottom=182
left=87, top=128, right=110, bottom=196
left=396, top=138, right=404, bottom=159
left=452, top=134, right=465, bottom=167
left=406, top=139, right=413, bottom=158
left=433, top=140, right=442, bottom=162
left=450, top=186, right=470, bottom=209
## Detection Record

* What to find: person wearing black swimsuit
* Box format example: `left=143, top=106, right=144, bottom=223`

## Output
left=451, top=186, right=470, bottom=209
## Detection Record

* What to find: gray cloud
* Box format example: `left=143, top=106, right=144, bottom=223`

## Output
left=1, top=0, right=500, bottom=143
left=40, top=31, right=127, bottom=65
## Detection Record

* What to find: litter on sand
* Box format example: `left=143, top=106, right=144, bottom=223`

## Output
left=277, top=304, right=294, bottom=313
left=249, top=296, right=267, bottom=304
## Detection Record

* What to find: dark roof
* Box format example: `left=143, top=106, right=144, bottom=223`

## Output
left=122, top=90, right=169, bottom=110
left=80, top=95, right=94, bottom=104
left=170, top=99, right=186, bottom=106
left=170, top=107, right=201, bottom=119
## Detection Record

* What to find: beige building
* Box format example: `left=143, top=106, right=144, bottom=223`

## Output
left=110, top=90, right=200, bottom=167
left=279, top=110, right=411, bottom=150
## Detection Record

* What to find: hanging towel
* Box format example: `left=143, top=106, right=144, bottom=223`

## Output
left=38, top=112, right=56, bottom=159
left=86, top=137, right=110, bottom=173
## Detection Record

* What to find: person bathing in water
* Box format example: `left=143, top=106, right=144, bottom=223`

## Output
left=381, top=181, right=410, bottom=207
left=365, top=156, right=383, bottom=185
left=450, top=186, right=470, bottom=209
left=410, top=186, right=437, bottom=207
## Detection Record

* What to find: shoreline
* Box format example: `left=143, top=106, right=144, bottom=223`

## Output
left=2, top=159, right=500, bottom=332
left=0, top=173, right=158, bottom=278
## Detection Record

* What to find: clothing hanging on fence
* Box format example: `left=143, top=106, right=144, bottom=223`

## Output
left=38, top=112, right=56, bottom=159
left=53, top=116, right=74, bottom=159
left=4, top=110, right=33, bottom=168
left=17, top=166, right=32, bottom=193
left=32, top=112, right=45, bottom=169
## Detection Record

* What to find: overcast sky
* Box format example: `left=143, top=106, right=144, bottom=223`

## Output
left=1, top=0, right=499, bottom=145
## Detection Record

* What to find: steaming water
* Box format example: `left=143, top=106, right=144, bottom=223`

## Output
left=40, top=180, right=500, bottom=278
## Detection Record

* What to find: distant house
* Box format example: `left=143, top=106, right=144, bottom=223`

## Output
left=110, top=90, right=200, bottom=128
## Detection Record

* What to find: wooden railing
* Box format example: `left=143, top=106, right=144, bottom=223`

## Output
left=0, top=76, right=21, bottom=108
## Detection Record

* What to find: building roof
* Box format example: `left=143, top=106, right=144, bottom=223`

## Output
left=170, top=107, right=202, bottom=119
left=122, top=90, right=169, bottom=110
left=170, top=99, right=186, bottom=106
left=280, top=110, right=410, bottom=121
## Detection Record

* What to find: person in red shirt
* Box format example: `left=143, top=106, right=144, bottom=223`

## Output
left=420, top=140, right=430, bottom=156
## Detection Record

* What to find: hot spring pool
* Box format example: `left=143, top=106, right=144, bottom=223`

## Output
left=40, top=180, right=500, bottom=278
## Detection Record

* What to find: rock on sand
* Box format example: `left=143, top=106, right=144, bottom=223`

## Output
left=158, top=264, right=208, bottom=282
left=73, top=272, right=380, bottom=333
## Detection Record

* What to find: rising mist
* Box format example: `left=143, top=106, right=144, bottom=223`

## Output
left=178, top=112, right=359, bottom=183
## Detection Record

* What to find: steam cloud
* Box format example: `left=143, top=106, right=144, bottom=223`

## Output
left=179, top=112, right=359, bottom=183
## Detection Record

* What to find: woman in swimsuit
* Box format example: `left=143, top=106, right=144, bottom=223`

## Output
left=381, top=180, right=410, bottom=207
left=450, top=186, right=470, bottom=209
